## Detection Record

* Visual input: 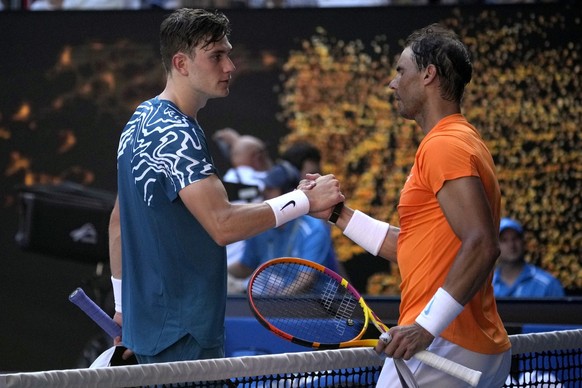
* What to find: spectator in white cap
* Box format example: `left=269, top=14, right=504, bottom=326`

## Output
left=227, top=160, right=340, bottom=291
left=492, top=217, right=565, bottom=298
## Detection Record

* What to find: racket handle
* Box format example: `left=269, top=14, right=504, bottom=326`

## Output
left=69, top=287, right=122, bottom=339
left=414, top=350, right=482, bottom=387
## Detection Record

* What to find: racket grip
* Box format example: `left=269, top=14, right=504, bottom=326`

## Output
left=69, top=287, right=122, bottom=339
left=414, top=350, right=482, bottom=387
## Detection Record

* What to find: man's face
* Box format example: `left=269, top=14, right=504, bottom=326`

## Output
left=389, top=47, right=425, bottom=120
left=498, top=229, right=525, bottom=264
left=187, top=36, right=235, bottom=100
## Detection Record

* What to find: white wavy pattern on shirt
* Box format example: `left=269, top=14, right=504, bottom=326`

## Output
left=118, top=101, right=213, bottom=206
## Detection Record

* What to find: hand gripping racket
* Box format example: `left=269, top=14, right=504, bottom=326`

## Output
left=69, top=287, right=122, bottom=339
left=69, top=287, right=137, bottom=367
left=247, top=257, right=482, bottom=387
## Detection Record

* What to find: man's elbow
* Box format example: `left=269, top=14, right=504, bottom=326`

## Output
left=207, top=226, right=237, bottom=247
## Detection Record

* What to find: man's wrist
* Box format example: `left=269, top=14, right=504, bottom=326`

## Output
left=415, top=287, right=463, bottom=338
left=111, top=276, right=122, bottom=313
left=343, top=210, right=389, bottom=256
left=328, top=202, right=344, bottom=224
left=264, top=190, right=309, bottom=227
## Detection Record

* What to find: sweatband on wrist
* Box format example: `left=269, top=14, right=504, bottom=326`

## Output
left=415, top=287, right=464, bottom=338
left=264, top=190, right=310, bottom=227
left=343, top=210, right=390, bottom=256
left=111, top=276, right=122, bottom=313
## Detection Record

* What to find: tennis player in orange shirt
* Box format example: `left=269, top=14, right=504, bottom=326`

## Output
left=307, top=24, right=511, bottom=387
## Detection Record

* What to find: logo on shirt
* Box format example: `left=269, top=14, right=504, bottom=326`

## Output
left=423, top=297, right=435, bottom=316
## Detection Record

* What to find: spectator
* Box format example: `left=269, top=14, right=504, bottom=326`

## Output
left=493, top=217, right=565, bottom=297
left=222, top=133, right=273, bottom=196
left=228, top=160, right=339, bottom=291
left=219, top=133, right=274, bottom=292
left=281, top=141, right=322, bottom=179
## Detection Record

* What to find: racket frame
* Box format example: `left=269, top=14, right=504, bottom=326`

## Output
left=247, top=257, right=482, bottom=387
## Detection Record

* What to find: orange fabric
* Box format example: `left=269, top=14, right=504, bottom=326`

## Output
left=397, top=114, right=510, bottom=354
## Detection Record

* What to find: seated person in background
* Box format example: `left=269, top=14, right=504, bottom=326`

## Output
left=281, top=141, right=322, bottom=178
left=217, top=130, right=273, bottom=196
left=493, top=217, right=565, bottom=297
left=215, top=131, right=273, bottom=292
left=228, top=160, right=339, bottom=291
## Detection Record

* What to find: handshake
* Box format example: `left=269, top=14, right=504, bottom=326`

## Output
left=298, top=173, right=345, bottom=222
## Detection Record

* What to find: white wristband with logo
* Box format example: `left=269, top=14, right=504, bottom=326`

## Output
left=415, top=287, right=464, bottom=337
left=343, top=210, right=390, bottom=256
left=111, top=276, right=122, bottom=313
left=264, top=190, right=310, bottom=227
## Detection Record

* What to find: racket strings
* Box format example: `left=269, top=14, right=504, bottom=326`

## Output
left=320, top=279, right=359, bottom=337
left=251, top=262, right=367, bottom=344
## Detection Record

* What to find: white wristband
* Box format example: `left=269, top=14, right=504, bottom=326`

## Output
left=264, top=190, right=310, bottom=227
left=415, top=287, right=464, bottom=338
left=111, top=276, right=122, bottom=313
left=343, top=210, right=390, bottom=256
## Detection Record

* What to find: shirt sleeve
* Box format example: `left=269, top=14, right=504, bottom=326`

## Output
left=418, top=134, right=479, bottom=195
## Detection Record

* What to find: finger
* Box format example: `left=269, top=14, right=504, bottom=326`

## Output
left=122, top=348, right=135, bottom=360
left=305, top=173, right=321, bottom=180
left=380, top=332, right=392, bottom=345
left=113, top=335, right=122, bottom=346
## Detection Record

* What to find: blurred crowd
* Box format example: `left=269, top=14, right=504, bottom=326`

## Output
left=0, top=0, right=570, bottom=12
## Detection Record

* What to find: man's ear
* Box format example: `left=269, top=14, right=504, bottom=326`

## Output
left=423, top=64, right=438, bottom=85
left=172, top=52, right=189, bottom=76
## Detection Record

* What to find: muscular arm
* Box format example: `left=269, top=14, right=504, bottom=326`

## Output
left=180, top=174, right=343, bottom=246
left=109, top=196, right=122, bottom=279
left=437, top=176, right=500, bottom=304
left=330, top=205, right=400, bottom=264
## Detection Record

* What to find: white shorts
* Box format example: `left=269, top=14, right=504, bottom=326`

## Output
left=376, top=337, right=511, bottom=388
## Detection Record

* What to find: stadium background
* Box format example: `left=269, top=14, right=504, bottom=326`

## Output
left=0, top=2, right=580, bottom=372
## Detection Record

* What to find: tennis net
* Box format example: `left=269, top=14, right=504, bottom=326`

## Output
left=1, top=329, right=580, bottom=388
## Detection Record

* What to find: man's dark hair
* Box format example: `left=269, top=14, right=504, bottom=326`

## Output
left=160, top=8, right=231, bottom=74
left=405, top=23, right=472, bottom=103
left=281, top=141, right=321, bottom=172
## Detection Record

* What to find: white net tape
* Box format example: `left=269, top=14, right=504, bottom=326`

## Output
left=1, top=330, right=581, bottom=388
left=509, top=329, right=582, bottom=354
left=0, top=348, right=383, bottom=388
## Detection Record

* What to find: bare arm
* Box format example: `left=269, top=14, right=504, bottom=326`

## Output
left=108, top=196, right=133, bottom=359
left=109, top=196, right=122, bottom=279
left=180, top=174, right=344, bottom=246
left=314, top=203, right=400, bottom=264
left=437, top=176, right=500, bottom=304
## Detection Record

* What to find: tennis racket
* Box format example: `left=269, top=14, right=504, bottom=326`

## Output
left=247, top=257, right=482, bottom=387
left=69, top=287, right=121, bottom=339
left=69, top=287, right=137, bottom=367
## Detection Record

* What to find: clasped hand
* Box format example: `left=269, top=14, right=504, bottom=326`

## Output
left=299, top=173, right=344, bottom=219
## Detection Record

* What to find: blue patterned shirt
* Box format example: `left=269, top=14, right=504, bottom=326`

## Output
left=117, top=96, right=226, bottom=355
